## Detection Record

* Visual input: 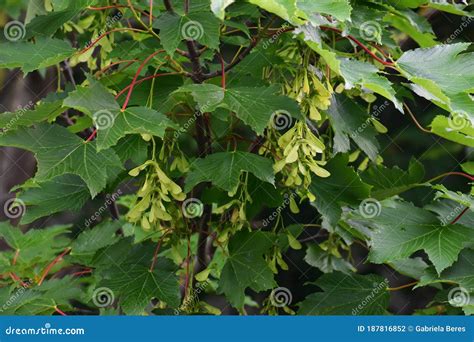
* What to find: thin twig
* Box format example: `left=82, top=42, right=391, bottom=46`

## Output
left=38, top=248, right=71, bottom=286
left=450, top=207, right=469, bottom=225
left=387, top=281, right=418, bottom=291
left=121, top=50, right=164, bottom=111
left=403, top=103, right=432, bottom=134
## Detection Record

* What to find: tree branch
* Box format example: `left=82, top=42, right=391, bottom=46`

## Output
left=163, top=0, right=173, bottom=12
left=186, top=41, right=205, bottom=83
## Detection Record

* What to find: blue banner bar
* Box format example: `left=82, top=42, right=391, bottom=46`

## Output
left=0, top=316, right=472, bottom=341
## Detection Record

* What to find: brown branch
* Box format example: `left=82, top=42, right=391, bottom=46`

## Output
left=163, top=0, right=173, bottom=12
left=404, top=103, right=432, bottom=134
left=387, top=281, right=418, bottom=291
left=38, top=248, right=71, bottom=286
left=450, top=207, right=469, bottom=225
left=186, top=41, right=205, bottom=83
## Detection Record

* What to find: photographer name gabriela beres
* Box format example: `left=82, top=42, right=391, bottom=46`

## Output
left=415, top=325, right=466, bottom=333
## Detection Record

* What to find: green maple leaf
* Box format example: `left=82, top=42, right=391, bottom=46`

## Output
left=18, top=175, right=90, bottom=225
left=340, top=59, right=403, bottom=112
left=64, top=80, right=176, bottom=150
left=26, top=10, right=78, bottom=38
left=360, top=158, right=425, bottom=200
left=0, top=222, right=70, bottom=265
left=297, top=0, right=352, bottom=22
left=309, top=154, right=371, bottom=228
left=113, top=135, right=149, bottom=165
left=218, top=231, right=276, bottom=308
left=96, top=106, right=177, bottom=151
left=325, top=94, right=380, bottom=161
left=63, top=79, right=120, bottom=117
left=419, top=248, right=474, bottom=315
left=176, top=84, right=301, bottom=134
left=3, top=277, right=85, bottom=315
left=430, top=115, right=474, bottom=147
left=248, top=0, right=303, bottom=24
left=420, top=248, right=474, bottom=291
left=154, top=11, right=221, bottom=56
left=354, top=200, right=474, bottom=274
left=70, top=221, right=122, bottom=264
left=398, top=43, right=474, bottom=123
left=389, top=257, right=430, bottom=280
left=0, top=37, right=73, bottom=73
left=211, top=0, right=236, bottom=19
left=25, top=0, right=92, bottom=38
left=0, top=124, right=122, bottom=197
left=221, top=86, right=300, bottom=134
left=0, top=98, right=64, bottom=131
left=91, top=238, right=180, bottom=314
left=298, top=272, right=389, bottom=315
left=101, top=260, right=180, bottom=315
left=433, top=184, right=474, bottom=210
left=304, top=244, right=355, bottom=274
left=185, top=151, right=275, bottom=192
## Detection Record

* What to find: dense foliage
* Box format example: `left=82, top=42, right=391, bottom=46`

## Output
left=0, top=0, right=473, bottom=316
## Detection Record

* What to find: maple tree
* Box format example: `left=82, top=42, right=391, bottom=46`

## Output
left=0, top=0, right=473, bottom=316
